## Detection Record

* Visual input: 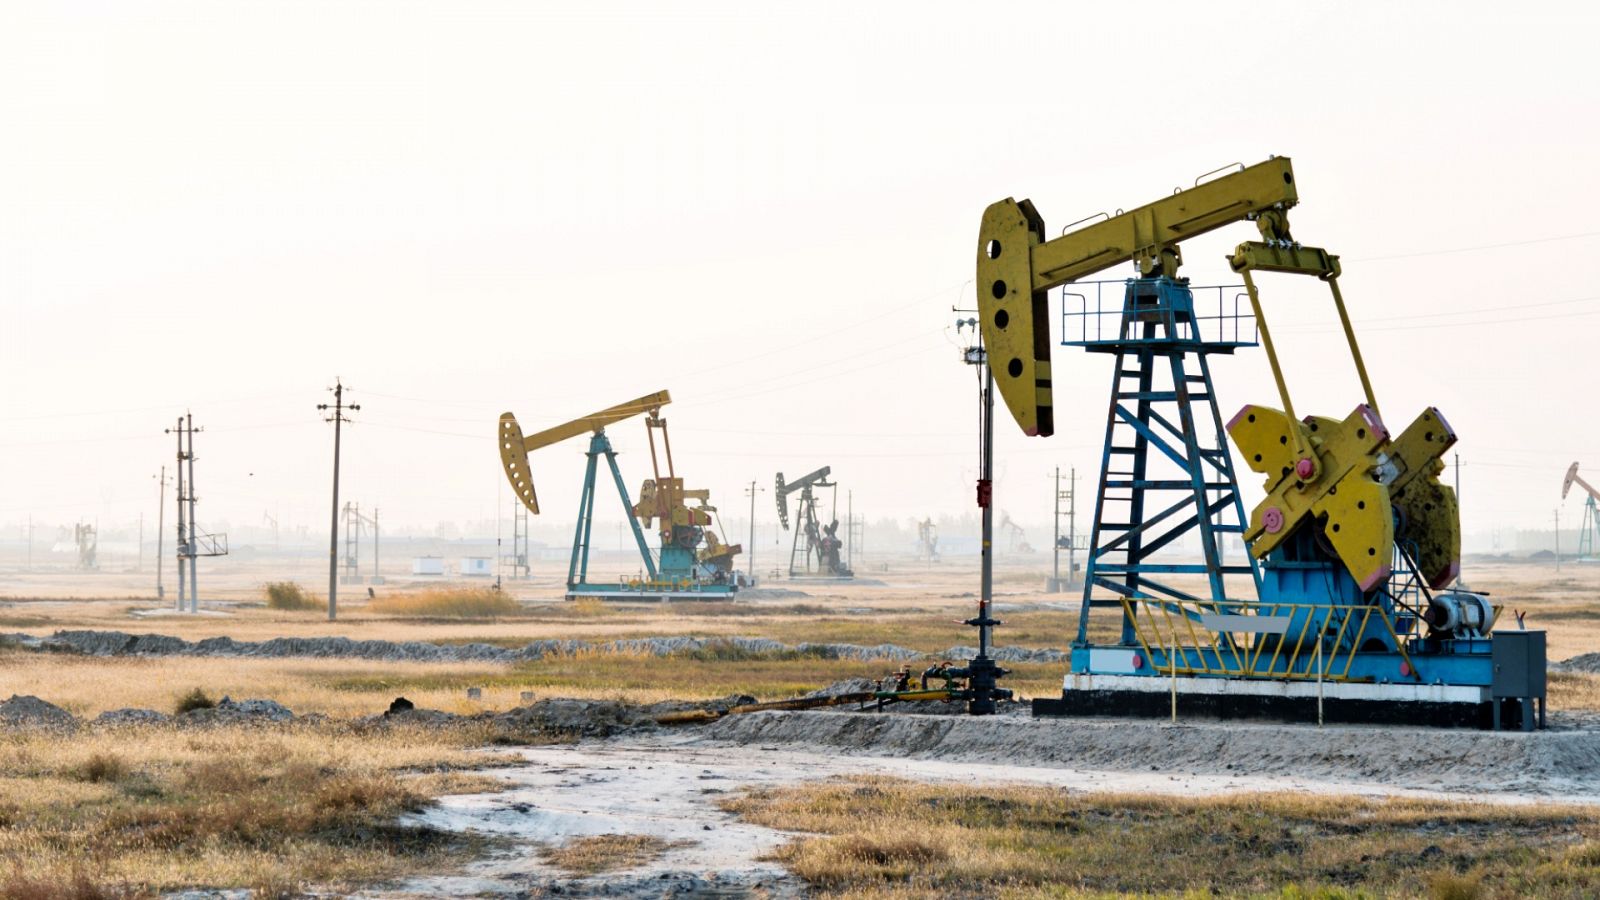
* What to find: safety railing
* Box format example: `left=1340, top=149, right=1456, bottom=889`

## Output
left=1059, top=281, right=1259, bottom=347
left=1118, top=596, right=1414, bottom=683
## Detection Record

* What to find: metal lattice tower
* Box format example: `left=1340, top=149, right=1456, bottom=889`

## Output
left=1067, top=277, right=1262, bottom=646
left=166, top=413, right=228, bottom=613
left=342, top=502, right=363, bottom=584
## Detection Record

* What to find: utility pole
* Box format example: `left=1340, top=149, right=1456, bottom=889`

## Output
left=319, top=379, right=359, bottom=621
left=372, top=507, right=382, bottom=585
left=183, top=414, right=199, bottom=612
left=169, top=418, right=188, bottom=610
left=847, top=490, right=853, bottom=571
left=1556, top=508, right=1561, bottom=573
left=1052, top=467, right=1062, bottom=591
left=155, top=468, right=166, bottom=600
left=164, top=414, right=214, bottom=613
left=1050, top=467, right=1079, bottom=592
left=744, top=480, right=763, bottom=584
left=1068, top=466, right=1077, bottom=589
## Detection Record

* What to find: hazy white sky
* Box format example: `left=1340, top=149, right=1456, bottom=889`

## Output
left=3, top=1, right=1598, bottom=542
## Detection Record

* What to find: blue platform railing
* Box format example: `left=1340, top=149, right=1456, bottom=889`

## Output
left=1059, top=280, right=1259, bottom=348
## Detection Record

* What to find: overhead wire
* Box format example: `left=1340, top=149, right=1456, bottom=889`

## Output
left=1346, top=229, right=1600, bottom=263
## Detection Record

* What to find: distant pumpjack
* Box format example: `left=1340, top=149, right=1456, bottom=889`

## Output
left=1564, top=462, right=1600, bottom=562
left=918, top=518, right=941, bottom=563
left=776, top=467, right=853, bottom=578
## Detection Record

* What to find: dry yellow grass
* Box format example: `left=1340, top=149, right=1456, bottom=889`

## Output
left=0, top=646, right=1054, bottom=717
left=365, top=587, right=524, bottom=619
left=725, top=776, right=1600, bottom=898
left=0, top=722, right=524, bottom=897
left=537, top=834, right=687, bottom=875
left=263, top=581, right=320, bottom=612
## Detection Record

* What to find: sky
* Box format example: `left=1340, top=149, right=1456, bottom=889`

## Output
left=2, top=1, right=1598, bottom=547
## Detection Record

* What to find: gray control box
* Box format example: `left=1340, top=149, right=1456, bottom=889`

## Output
left=1491, top=630, right=1546, bottom=698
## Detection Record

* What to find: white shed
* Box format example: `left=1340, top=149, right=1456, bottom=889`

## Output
left=411, top=556, right=444, bottom=576
left=459, top=557, right=493, bottom=577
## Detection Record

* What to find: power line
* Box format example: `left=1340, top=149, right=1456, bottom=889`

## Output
left=1274, top=295, right=1600, bottom=334
left=1347, top=229, right=1600, bottom=263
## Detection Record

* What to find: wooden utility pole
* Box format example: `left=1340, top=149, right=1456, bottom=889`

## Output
left=744, top=480, right=763, bottom=584
left=319, top=379, right=359, bottom=621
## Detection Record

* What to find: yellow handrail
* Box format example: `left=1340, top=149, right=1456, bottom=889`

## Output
left=1118, top=597, right=1415, bottom=683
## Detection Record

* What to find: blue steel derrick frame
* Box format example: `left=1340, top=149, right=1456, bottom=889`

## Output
left=1067, top=277, right=1262, bottom=646
left=568, top=429, right=657, bottom=590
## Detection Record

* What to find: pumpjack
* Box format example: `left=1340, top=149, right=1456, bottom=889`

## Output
left=999, top=511, right=1034, bottom=553
left=1563, top=463, right=1600, bottom=562
left=975, top=156, right=1545, bottom=729
left=497, top=390, right=741, bottom=600
left=775, top=467, right=853, bottom=578
left=918, top=518, right=941, bottom=563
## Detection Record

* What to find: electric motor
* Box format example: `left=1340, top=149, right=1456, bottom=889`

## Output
left=1422, top=591, right=1493, bottom=638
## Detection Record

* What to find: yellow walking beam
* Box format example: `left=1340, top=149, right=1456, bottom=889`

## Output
left=977, top=157, right=1300, bottom=437
left=498, top=389, right=672, bottom=514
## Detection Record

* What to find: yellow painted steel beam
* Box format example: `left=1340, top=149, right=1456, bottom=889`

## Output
left=519, top=390, right=671, bottom=452
left=977, top=157, right=1299, bottom=438
left=497, top=389, right=672, bottom=515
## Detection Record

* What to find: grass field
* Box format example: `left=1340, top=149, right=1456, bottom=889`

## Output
left=2, top=556, right=1598, bottom=896
left=726, top=776, right=1600, bottom=898
left=0, top=722, right=526, bottom=897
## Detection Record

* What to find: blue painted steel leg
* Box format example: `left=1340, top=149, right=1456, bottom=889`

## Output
left=569, top=440, right=599, bottom=589
left=598, top=433, right=658, bottom=580
left=1071, top=277, right=1261, bottom=647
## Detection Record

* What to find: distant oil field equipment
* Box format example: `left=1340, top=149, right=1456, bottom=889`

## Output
left=498, top=390, right=740, bottom=601
left=775, top=466, right=853, bottom=579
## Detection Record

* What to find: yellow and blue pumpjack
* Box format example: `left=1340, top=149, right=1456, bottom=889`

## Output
left=497, top=390, right=741, bottom=601
left=975, top=157, right=1546, bottom=729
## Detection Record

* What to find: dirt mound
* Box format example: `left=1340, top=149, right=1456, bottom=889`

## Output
left=178, top=696, right=295, bottom=726
left=496, top=699, right=655, bottom=737
left=29, top=628, right=1037, bottom=665
left=96, top=708, right=171, bottom=726
left=0, top=694, right=76, bottom=728
left=1554, top=653, right=1600, bottom=674
left=705, top=710, right=1600, bottom=796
